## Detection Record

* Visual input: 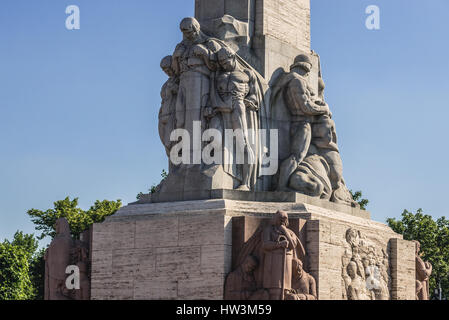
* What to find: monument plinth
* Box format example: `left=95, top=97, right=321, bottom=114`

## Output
left=85, top=0, right=419, bottom=301
left=90, top=197, right=415, bottom=300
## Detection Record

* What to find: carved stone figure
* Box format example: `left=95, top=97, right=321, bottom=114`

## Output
left=226, top=211, right=309, bottom=301
left=45, top=218, right=74, bottom=300
left=274, top=54, right=331, bottom=192
left=159, top=55, right=179, bottom=163
left=286, top=258, right=317, bottom=300
left=342, top=228, right=391, bottom=300
left=172, top=17, right=222, bottom=145
left=414, top=241, right=432, bottom=300
left=45, top=218, right=91, bottom=300
left=224, top=255, right=258, bottom=300
left=346, top=261, right=371, bottom=300
left=209, top=46, right=260, bottom=190
left=262, top=210, right=304, bottom=300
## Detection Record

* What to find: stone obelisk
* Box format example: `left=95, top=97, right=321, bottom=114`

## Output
left=195, top=0, right=311, bottom=79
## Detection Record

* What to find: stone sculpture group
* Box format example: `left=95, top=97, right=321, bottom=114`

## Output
left=44, top=7, right=433, bottom=300
left=155, top=16, right=357, bottom=207
left=341, top=228, right=390, bottom=300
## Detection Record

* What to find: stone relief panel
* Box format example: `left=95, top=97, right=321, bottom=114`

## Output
left=45, top=218, right=91, bottom=300
left=224, top=211, right=317, bottom=300
left=342, top=228, right=390, bottom=300
left=414, top=240, right=432, bottom=300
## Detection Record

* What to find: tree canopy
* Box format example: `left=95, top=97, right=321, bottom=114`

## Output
left=0, top=232, right=37, bottom=300
left=350, top=190, right=369, bottom=210
left=27, top=197, right=122, bottom=240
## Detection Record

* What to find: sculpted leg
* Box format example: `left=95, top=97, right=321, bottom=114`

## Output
left=277, top=122, right=312, bottom=191
left=232, top=100, right=255, bottom=190
left=289, top=170, right=324, bottom=197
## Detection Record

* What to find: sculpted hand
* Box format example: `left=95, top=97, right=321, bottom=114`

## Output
left=279, top=240, right=289, bottom=249
left=193, top=45, right=208, bottom=58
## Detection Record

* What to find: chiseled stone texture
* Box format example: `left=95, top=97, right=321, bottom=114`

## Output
left=305, top=215, right=415, bottom=300
left=90, top=209, right=232, bottom=300
left=390, top=239, right=416, bottom=300
left=91, top=199, right=414, bottom=300
left=194, top=0, right=310, bottom=78
left=255, top=0, right=310, bottom=52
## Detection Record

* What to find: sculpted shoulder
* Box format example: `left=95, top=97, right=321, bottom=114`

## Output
left=206, top=39, right=223, bottom=52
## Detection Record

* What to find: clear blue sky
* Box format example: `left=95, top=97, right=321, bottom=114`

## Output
left=1, top=0, right=448, bottom=244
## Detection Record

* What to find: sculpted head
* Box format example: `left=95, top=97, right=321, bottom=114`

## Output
left=290, top=54, right=313, bottom=75
left=55, top=218, right=71, bottom=236
left=242, top=255, right=258, bottom=274
left=292, top=258, right=304, bottom=278
left=180, top=17, right=201, bottom=42
left=217, top=47, right=237, bottom=72
left=160, top=56, right=174, bottom=77
left=346, top=228, right=360, bottom=246
left=272, top=210, right=289, bottom=228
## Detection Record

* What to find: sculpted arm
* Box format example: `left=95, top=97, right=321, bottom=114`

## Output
left=172, top=43, right=185, bottom=76
left=288, top=80, right=330, bottom=116
left=194, top=40, right=222, bottom=71
left=244, top=69, right=259, bottom=111
left=308, top=276, right=317, bottom=300
left=262, top=227, right=280, bottom=251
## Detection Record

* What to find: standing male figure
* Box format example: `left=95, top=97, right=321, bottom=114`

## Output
left=210, top=47, right=259, bottom=190
left=262, top=211, right=305, bottom=300
left=171, top=17, right=222, bottom=162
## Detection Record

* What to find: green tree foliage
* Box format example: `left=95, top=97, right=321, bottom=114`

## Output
left=0, top=231, right=46, bottom=300
left=27, top=197, right=122, bottom=240
left=0, top=234, right=35, bottom=300
left=387, top=209, right=449, bottom=299
left=29, top=248, right=45, bottom=300
left=137, top=169, right=169, bottom=199
left=350, top=190, right=369, bottom=210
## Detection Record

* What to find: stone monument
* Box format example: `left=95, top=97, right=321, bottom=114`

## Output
left=88, top=0, right=417, bottom=300
left=44, top=218, right=91, bottom=300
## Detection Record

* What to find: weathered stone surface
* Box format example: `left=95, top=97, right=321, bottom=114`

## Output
left=138, top=189, right=370, bottom=219
left=390, top=238, right=416, bottom=300
left=90, top=199, right=414, bottom=300
left=90, top=206, right=233, bottom=300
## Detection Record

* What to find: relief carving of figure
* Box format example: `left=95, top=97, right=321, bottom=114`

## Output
left=171, top=17, right=222, bottom=150
left=347, top=261, right=371, bottom=300
left=270, top=54, right=358, bottom=207
left=262, top=210, right=305, bottom=300
left=224, top=255, right=259, bottom=300
left=273, top=54, right=331, bottom=192
left=342, top=228, right=391, bottom=300
left=159, top=55, right=179, bottom=164
left=286, top=258, right=317, bottom=300
left=208, top=46, right=261, bottom=190
left=44, top=218, right=74, bottom=300
left=226, top=210, right=312, bottom=301
left=45, top=218, right=91, bottom=300
left=414, top=241, right=432, bottom=300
